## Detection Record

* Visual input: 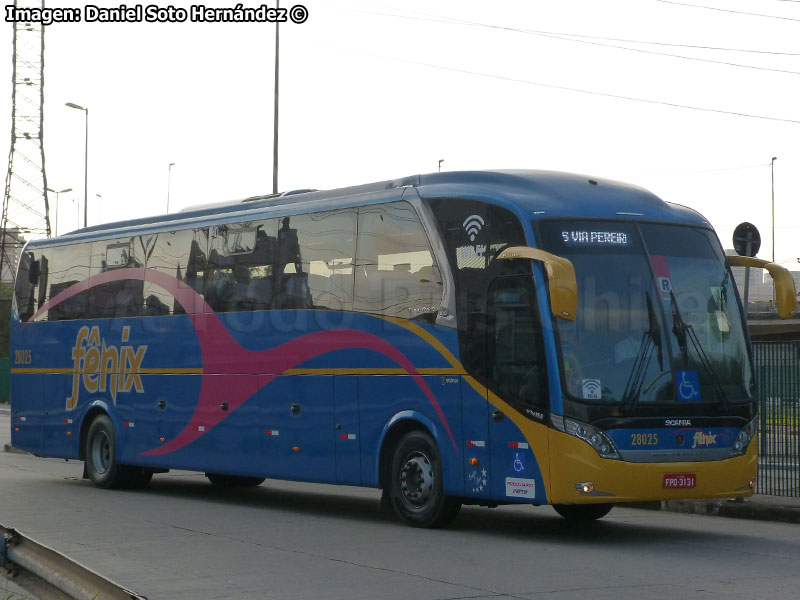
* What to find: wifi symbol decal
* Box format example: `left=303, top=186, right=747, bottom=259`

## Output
left=582, top=379, right=602, bottom=400
left=463, top=215, right=485, bottom=241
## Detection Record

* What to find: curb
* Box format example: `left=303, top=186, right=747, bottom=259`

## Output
left=632, top=498, right=800, bottom=524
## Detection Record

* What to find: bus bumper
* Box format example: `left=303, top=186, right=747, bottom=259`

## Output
left=547, top=429, right=758, bottom=504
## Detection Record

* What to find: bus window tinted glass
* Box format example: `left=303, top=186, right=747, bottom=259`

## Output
left=355, top=202, right=442, bottom=321
left=15, top=251, right=39, bottom=322
left=142, top=229, right=208, bottom=315
left=487, top=275, right=547, bottom=409
left=207, top=220, right=276, bottom=312
left=40, top=243, right=91, bottom=321
left=425, top=198, right=529, bottom=379
left=87, top=239, right=144, bottom=318
left=274, top=210, right=356, bottom=311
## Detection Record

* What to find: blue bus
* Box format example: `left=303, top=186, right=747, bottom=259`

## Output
left=10, top=170, right=796, bottom=527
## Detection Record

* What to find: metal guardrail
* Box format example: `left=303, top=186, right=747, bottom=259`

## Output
left=753, top=341, right=800, bottom=497
left=1, top=524, right=146, bottom=600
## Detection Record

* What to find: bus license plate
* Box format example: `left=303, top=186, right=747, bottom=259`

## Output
left=664, top=473, right=696, bottom=488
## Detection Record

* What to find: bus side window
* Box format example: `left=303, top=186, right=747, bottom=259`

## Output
left=42, top=243, right=90, bottom=321
left=354, top=202, right=443, bottom=322
left=87, top=239, right=144, bottom=319
left=486, top=275, right=548, bottom=409
left=142, top=229, right=208, bottom=315
left=206, top=220, right=276, bottom=313
left=273, top=211, right=356, bottom=312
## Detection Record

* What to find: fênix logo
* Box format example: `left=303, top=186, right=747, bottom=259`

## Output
left=691, top=431, right=718, bottom=449
left=66, top=326, right=148, bottom=410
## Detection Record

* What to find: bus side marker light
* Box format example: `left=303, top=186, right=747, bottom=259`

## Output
left=469, top=458, right=479, bottom=466
left=14, top=428, right=19, bottom=433
left=159, top=437, right=165, bottom=443
left=575, top=482, right=594, bottom=494
left=292, top=446, right=300, bottom=452
left=66, top=431, right=72, bottom=436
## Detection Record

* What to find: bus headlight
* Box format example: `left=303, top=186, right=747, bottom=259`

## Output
left=730, top=417, right=757, bottom=457
left=564, top=418, right=620, bottom=460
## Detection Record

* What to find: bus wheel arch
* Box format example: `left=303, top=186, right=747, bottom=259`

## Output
left=380, top=421, right=461, bottom=528
left=81, top=410, right=152, bottom=490
left=79, top=406, right=111, bottom=462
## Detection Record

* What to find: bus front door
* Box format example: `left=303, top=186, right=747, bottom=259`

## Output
left=486, top=275, right=550, bottom=505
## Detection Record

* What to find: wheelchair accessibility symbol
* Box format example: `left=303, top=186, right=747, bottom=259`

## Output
left=677, top=370, right=700, bottom=402
left=513, top=451, right=526, bottom=473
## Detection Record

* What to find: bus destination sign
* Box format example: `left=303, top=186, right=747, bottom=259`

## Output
left=561, top=230, right=629, bottom=246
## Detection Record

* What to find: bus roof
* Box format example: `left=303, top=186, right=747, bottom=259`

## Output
left=33, top=170, right=709, bottom=248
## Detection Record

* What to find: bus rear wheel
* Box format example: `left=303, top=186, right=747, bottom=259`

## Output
left=553, top=503, right=613, bottom=521
left=206, top=473, right=265, bottom=487
left=85, top=414, right=138, bottom=489
left=84, top=414, right=153, bottom=490
left=389, top=430, right=461, bottom=528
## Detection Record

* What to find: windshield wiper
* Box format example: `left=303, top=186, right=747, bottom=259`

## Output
left=669, top=291, right=728, bottom=408
left=623, top=292, right=663, bottom=408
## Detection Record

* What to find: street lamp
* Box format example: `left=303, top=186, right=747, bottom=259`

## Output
left=66, top=102, right=89, bottom=228
left=771, top=156, right=777, bottom=308
left=273, top=0, right=280, bottom=194
left=771, top=157, right=777, bottom=263
left=46, top=187, right=72, bottom=237
left=167, top=162, right=176, bottom=213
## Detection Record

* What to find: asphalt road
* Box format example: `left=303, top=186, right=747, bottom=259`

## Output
left=2, top=408, right=800, bottom=600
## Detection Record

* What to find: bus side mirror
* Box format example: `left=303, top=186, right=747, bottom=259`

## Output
left=497, top=246, right=577, bottom=321
left=727, top=256, right=797, bottom=319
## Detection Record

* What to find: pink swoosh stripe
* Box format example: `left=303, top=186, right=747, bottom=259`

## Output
left=26, top=267, right=457, bottom=452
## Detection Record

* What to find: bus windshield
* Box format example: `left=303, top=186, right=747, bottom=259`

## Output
left=537, top=220, right=754, bottom=408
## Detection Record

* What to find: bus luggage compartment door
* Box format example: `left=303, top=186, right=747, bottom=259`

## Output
left=261, top=374, right=335, bottom=483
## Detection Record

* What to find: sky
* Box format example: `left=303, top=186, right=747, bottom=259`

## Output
left=2, top=0, right=799, bottom=267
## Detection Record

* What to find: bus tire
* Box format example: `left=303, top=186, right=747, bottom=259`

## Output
left=553, top=503, right=613, bottom=521
left=85, top=414, right=129, bottom=489
left=389, top=430, right=461, bottom=528
left=205, top=473, right=265, bottom=487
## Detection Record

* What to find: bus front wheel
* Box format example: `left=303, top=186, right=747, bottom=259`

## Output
left=389, top=430, right=461, bottom=528
left=553, top=503, right=613, bottom=521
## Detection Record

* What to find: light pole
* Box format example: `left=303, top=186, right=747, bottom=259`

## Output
left=771, top=157, right=777, bottom=263
left=438, top=159, right=444, bottom=172
left=771, top=157, right=777, bottom=308
left=273, top=0, right=280, bottom=194
left=66, top=102, right=89, bottom=227
left=46, top=187, right=72, bottom=236
left=167, top=162, right=176, bottom=213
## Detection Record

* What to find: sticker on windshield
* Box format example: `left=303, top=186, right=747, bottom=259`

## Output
left=582, top=379, right=602, bottom=400
left=649, top=255, right=674, bottom=295
left=676, top=370, right=701, bottom=402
